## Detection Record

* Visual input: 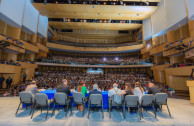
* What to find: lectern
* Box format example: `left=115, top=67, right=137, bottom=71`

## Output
left=187, top=80, right=194, bottom=103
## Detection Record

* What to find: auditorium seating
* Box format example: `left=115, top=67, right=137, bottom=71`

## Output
left=38, top=56, right=152, bottom=65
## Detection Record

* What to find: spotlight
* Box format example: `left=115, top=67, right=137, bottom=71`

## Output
left=115, top=57, right=119, bottom=61
left=103, top=57, right=107, bottom=61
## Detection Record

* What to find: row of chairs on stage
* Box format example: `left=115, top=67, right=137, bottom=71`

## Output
left=15, top=92, right=171, bottom=120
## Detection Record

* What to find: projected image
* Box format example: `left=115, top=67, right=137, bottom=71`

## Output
left=87, top=68, right=103, bottom=74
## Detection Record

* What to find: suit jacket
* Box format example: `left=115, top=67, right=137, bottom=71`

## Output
left=56, top=85, right=71, bottom=96
left=88, top=89, right=102, bottom=98
left=0, top=77, right=5, bottom=83
left=6, top=79, right=12, bottom=85
left=148, top=86, right=161, bottom=95
left=25, top=84, right=40, bottom=96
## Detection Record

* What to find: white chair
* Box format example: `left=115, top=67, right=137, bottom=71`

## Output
left=31, top=93, right=50, bottom=119
left=52, top=93, right=71, bottom=117
left=15, top=92, right=33, bottom=115
left=72, top=92, right=87, bottom=117
left=155, top=93, right=171, bottom=117
left=108, top=94, right=124, bottom=118
left=88, top=94, right=104, bottom=119
left=140, top=94, right=156, bottom=118
left=123, top=95, right=141, bottom=120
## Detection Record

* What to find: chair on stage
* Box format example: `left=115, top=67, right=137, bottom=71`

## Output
left=108, top=94, right=124, bottom=118
left=88, top=94, right=104, bottom=119
left=15, top=92, right=33, bottom=115
left=140, top=94, right=156, bottom=118
left=154, top=93, right=171, bottom=117
left=71, top=92, right=87, bottom=117
left=123, top=95, right=141, bottom=120
left=51, top=93, right=71, bottom=117
left=31, top=93, right=50, bottom=119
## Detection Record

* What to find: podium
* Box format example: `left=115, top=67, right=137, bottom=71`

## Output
left=187, top=80, right=194, bottom=103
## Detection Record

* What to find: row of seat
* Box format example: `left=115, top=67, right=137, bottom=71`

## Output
left=15, top=92, right=171, bottom=120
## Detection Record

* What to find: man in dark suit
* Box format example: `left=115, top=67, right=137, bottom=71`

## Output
left=0, top=75, right=5, bottom=89
left=56, top=79, right=71, bottom=96
left=88, top=84, right=102, bottom=98
left=6, top=77, right=12, bottom=89
left=147, top=83, right=161, bottom=95
left=88, top=84, right=102, bottom=110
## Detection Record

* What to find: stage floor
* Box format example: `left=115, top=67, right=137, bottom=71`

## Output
left=0, top=97, right=194, bottom=126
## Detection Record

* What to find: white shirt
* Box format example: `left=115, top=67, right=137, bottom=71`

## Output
left=134, top=87, right=145, bottom=101
left=108, top=87, right=122, bottom=97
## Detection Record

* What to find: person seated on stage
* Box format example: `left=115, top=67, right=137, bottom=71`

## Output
left=25, top=80, right=41, bottom=97
left=134, top=82, right=145, bottom=102
left=121, top=83, right=134, bottom=113
left=88, top=84, right=102, bottom=98
left=108, top=83, right=122, bottom=97
left=147, top=83, right=161, bottom=95
left=121, top=83, right=134, bottom=96
left=56, top=79, right=71, bottom=96
left=88, top=84, right=102, bottom=111
left=77, top=81, right=87, bottom=111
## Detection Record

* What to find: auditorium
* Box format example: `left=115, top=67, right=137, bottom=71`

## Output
left=0, top=0, right=194, bottom=125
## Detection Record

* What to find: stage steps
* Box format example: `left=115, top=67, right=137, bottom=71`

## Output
left=175, top=90, right=190, bottom=100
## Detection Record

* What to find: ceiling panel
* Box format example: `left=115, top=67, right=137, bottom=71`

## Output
left=33, top=4, right=158, bottom=20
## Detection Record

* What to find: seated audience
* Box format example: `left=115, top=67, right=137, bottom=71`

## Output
left=121, top=83, right=134, bottom=113
left=147, top=83, right=161, bottom=95
left=134, top=82, right=145, bottom=101
left=56, top=79, right=71, bottom=96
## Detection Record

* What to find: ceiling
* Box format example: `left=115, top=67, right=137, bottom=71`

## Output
left=33, top=2, right=159, bottom=31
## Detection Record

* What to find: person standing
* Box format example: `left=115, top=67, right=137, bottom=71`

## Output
left=6, top=77, right=12, bottom=89
left=23, top=72, right=27, bottom=82
left=0, top=75, right=5, bottom=89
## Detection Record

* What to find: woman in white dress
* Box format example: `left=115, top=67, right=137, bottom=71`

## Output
left=134, top=82, right=145, bottom=101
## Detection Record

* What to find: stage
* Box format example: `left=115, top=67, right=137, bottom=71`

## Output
left=1, top=97, right=194, bottom=126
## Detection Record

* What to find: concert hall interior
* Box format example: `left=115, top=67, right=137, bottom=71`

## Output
left=0, top=0, right=194, bottom=126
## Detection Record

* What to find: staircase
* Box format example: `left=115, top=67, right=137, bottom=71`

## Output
left=175, top=90, right=190, bottom=100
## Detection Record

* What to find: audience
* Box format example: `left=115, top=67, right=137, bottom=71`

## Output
left=38, top=55, right=151, bottom=65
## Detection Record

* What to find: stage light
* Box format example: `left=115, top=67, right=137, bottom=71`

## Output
left=115, top=57, right=119, bottom=61
left=6, top=37, right=8, bottom=40
left=103, top=57, right=107, bottom=61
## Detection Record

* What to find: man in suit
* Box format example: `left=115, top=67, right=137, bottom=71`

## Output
left=88, top=84, right=102, bottom=98
left=6, top=77, right=12, bottom=89
left=147, top=83, right=161, bottom=95
left=0, top=75, right=5, bottom=89
left=56, top=79, right=71, bottom=96
left=88, top=84, right=102, bottom=110
left=25, top=80, right=40, bottom=97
